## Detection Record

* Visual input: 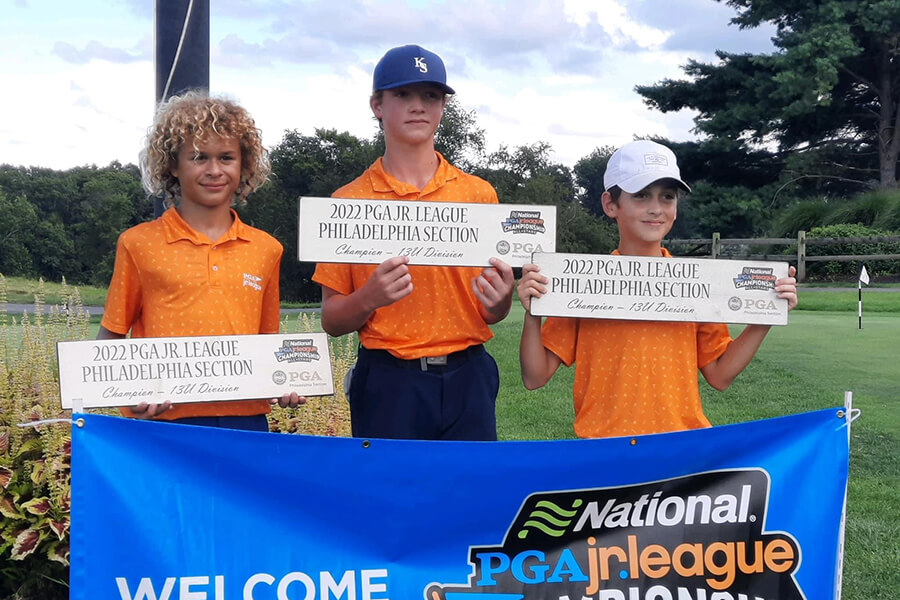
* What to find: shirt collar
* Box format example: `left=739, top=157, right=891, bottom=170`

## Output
left=367, top=152, right=457, bottom=197
left=162, top=207, right=250, bottom=245
left=612, top=247, right=672, bottom=257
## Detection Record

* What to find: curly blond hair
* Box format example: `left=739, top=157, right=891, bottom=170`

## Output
left=140, top=91, right=270, bottom=206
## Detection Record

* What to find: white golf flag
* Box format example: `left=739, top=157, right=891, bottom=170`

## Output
left=859, top=265, right=870, bottom=286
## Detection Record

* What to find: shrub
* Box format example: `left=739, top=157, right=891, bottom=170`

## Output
left=826, top=190, right=900, bottom=231
left=770, top=191, right=900, bottom=238
left=803, top=224, right=900, bottom=280
left=865, top=190, right=900, bottom=231
left=769, top=199, right=832, bottom=238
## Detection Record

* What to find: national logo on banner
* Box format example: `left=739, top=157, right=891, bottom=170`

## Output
left=426, top=469, right=802, bottom=599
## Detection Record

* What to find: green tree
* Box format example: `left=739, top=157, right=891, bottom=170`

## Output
left=682, top=182, right=767, bottom=238
left=73, top=172, right=141, bottom=284
left=0, top=191, right=39, bottom=275
left=0, top=166, right=79, bottom=223
left=32, top=219, right=77, bottom=280
left=270, top=129, right=380, bottom=200
left=573, top=145, right=615, bottom=218
left=0, top=189, right=74, bottom=282
left=0, top=163, right=147, bottom=284
left=434, top=97, right=487, bottom=170
left=637, top=0, right=900, bottom=190
left=475, top=143, right=617, bottom=254
left=477, top=142, right=573, bottom=205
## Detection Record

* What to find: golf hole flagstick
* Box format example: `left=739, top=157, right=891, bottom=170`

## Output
left=529, top=252, right=790, bottom=326
left=57, top=333, right=334, bottom=410
left=298, top=196, right=556, bottom=267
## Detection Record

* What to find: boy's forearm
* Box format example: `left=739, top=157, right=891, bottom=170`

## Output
left=519, top=313, right=554, bottom=390
left=320, top=290, right=375, bottom=337
left=701, top=324, right=772, bottom=391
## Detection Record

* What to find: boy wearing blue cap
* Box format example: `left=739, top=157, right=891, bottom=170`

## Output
left=312, top=45, right=514, bottom=441
left=517, top=140, right=799, bottom=439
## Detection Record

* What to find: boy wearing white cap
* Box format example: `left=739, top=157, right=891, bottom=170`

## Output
left=313, top=45, right=514, bottom=441
left=517, top=140, right=798, bottom=438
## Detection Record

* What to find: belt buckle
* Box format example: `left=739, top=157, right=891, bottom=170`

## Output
left=419, top=354, right=449, bottom=371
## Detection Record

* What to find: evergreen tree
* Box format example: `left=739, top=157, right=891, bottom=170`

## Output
left=638, top=0, right=900, bottom=190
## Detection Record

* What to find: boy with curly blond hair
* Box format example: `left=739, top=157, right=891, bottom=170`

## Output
left=99, top=91, right=303, bottom=430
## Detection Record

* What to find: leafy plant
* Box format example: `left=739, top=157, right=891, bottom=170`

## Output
left=769, top=199, right=833, bottom=238
left=0, top=276, right=90, bottom=600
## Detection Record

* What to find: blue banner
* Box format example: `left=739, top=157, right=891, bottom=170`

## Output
left=71, top=408, right=849, bottom=600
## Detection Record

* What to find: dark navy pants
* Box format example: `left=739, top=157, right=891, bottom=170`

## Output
left=348, top=345, right=499, bottom=441
left=171, top=414, right=269, bottom=432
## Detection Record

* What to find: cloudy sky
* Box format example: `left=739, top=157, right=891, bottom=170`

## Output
left=1, top=0, right=776, bottom=171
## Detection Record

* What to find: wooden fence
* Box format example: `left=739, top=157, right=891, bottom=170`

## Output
left=663, top=232, right=900, bottom=281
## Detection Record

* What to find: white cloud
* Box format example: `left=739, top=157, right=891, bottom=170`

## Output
left=52, top=40, right=149, bottom=65
left=212, top=65, right=377, bottom=151
left=0, top=0, right=776, bottom=171
left=623, top=0, right=776, bottom=55
left=0, top=61, right=153, bottom=169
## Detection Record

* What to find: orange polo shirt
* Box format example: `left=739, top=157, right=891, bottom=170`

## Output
left=312, top=154, right=498, bottom=359
left=541, top=248, right=733, bottom=438
left=101, top=207, right=283, bottom=420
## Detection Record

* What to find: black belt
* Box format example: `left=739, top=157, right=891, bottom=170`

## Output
left=358, top=345, right=485, bottom=372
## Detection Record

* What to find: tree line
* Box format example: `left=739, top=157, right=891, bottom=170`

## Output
left=2, top=0, right=898, bottom=298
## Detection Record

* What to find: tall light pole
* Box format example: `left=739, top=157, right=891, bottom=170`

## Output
left=154, top=0, right=209, bottom=217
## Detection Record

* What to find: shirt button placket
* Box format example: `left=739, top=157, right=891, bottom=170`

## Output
left=210, top=245, right=219, bottom=286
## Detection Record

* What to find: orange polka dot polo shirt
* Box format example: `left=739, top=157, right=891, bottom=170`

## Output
left=541, top=249, right=733, bottom=438
left=101, top=207, right=283, bottom=420
left=312, top=153, right=498, bottom=359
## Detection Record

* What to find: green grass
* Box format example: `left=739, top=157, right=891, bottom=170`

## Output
left=487, top=306, right=576, bottom=440
left=797, top=288, right=900, bottom=312
left=1, top=275, right=108, bottom=306
left=801, top=281, right=900, bottom=289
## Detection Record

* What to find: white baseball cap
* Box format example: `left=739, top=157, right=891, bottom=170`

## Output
left=603, top=140, right=691, bottom=193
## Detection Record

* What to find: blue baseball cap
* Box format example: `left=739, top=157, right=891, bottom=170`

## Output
left=373, top=44, right=455, bottom=94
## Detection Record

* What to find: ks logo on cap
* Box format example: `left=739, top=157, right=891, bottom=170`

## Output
left=373, top=44, right=455, bottom=94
